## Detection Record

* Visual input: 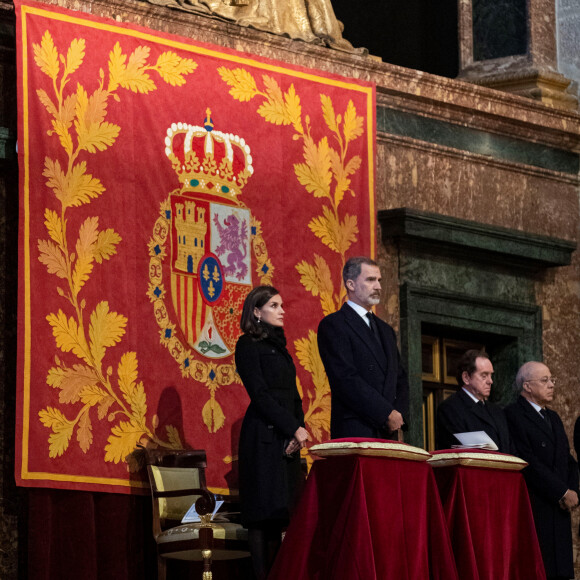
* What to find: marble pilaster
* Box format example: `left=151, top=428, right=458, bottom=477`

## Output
left=458, top=0, right=578, bottom=110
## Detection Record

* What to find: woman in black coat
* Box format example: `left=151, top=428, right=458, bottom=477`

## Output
left=235, top=285, right=310, bottom=580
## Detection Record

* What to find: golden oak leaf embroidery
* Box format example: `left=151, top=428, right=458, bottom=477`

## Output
left=33, top=31, right=60, bottom=80
left=217, top=66, right=259, bottom=102
left=97, top=395, right=115, bottom=421
left=36, top=31, right=196, bottom=467
left=93, top=229, right=121, bottom=263
left=72, top=216, right=98, bottom=295
left=343, top=100, right=365, bottom=144
left=39, top=406, right=75, bottom=458
left=48, top=310, right=92, bottom=364
left=38, top=239, right=68, bottom=279
left=105, top=419, right=147, bottom=464
left=308, top=206, right=359, bottom=256
left=88, top=302, right=127, bottom=367
left=59, top=93, right=79, bottom=126
left=320, top=94, right=339, bottom=135
left=77, top=411, right=93, bottom=453
left=64, top=38, right=86, bottom=78
left=47, top=363, right=100, bottom=404
left=44, top=209, right=65, bottom=247
left=154, top=51, right=198, bottom=86
left=295, top=254, right=334, bottom=310
left=129, top=382, right=147, bottom=422
left=117, top=352, right=138, bottom=399
left=166, top=425, right=183, bottom=448
left=37, top=89, right=58, bottom=119
left=79, top=385, right=110, bottom=407
left=295, top=135, right=332, bottom=199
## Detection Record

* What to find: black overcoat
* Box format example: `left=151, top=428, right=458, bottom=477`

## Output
left=235, top=332, right=304, bottom=527
left=317, top=303, right=409, bottom=439
left=436, top=388, right=514, bottom=453
left=505, top=396, right=579, bottom=579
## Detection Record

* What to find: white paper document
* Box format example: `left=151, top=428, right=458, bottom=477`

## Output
left=451, top=431, right=498, bottom=451
left=181, top=498, right=224, bottom=524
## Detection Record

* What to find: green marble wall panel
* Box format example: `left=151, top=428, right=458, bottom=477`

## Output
left=399, top=251, right=537, bottom=305
left=376, top=107, right=580, bottom=175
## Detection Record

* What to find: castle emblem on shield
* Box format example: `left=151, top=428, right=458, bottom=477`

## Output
left=148, top=110, right=273, bottom=427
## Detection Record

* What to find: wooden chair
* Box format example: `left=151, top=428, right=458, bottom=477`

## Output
left=145, top=448, right=250, bottom=580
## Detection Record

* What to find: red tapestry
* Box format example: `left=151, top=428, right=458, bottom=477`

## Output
left=15, top=0, right=375, bottom=494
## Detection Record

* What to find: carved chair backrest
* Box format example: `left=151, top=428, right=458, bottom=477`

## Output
left=145, top=449, right=209, bottom=530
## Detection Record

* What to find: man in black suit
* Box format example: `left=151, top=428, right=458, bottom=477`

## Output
left=317, top=256, right=409, bottom=439
left=505, top=361, right=579, bottom=580
left=436, top=349, right=513, bottom=453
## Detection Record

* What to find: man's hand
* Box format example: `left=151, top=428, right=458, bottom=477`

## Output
left=386, top=409, right=404, bottom=432
left=559, top=489, right=579, bottom=511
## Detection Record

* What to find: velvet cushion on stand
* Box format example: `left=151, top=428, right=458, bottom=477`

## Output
left=432, top=459, right=546, bottom=580
left=269, top=451, right=458, bottom=580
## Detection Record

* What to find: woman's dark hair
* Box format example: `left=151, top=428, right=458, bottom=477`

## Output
left=240, top=285, right=280, bottom=337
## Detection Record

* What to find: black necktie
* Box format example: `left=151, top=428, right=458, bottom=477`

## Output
left=540, top=408, right=552, bottom=430
left=366, top=312, right=380, bottom=342
left=477, top=400, right=494, bottom=420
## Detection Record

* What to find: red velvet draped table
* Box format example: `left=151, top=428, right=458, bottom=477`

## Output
left=431, top=451, right=546, bottom=580
left=269, top=452, right=459, bottom=580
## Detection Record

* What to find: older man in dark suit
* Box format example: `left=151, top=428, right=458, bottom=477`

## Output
left=506, top=361, right=579, bottom=580
left=317, top=256, right=409, bottom=439
left=436, top=349, right=513, bottom=453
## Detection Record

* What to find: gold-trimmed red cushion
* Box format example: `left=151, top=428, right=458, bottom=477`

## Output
left=309, top=438, right=431, bottom=462
left=428, top=450, right=527, bottom=471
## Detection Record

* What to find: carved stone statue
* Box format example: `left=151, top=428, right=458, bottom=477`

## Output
left=145, top=0, right=366, bottom=54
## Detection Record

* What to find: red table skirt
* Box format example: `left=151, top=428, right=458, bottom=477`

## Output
left=434, top=465, right=546, bottom=580
left=269, top=455, right=458, bottom=580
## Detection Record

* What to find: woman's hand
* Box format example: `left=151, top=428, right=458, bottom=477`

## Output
left=284, top=439, right=299, bottom=455
left=284, top=427, right=311, bottom=455
left=293, top=426, right=311, bottom=448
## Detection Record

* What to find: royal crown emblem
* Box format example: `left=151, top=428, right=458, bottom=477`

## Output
left=148, top=110, right=272, bottom=431
left=165, top=108, right=254, bottom=200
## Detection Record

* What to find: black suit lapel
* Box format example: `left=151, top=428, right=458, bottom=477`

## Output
left=459, top=389, right=499, bottom=431
left=340, top=304, right=387, bottom=371
left=520, top=396, right=554, bottom=441
left=472, top=402, right=497, bottom=431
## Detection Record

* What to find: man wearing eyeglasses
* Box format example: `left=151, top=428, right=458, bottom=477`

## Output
left=505, top=361, right=579, bottom=580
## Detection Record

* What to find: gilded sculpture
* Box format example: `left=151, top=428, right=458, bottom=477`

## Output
left=144, top=0, right=366, bottom=54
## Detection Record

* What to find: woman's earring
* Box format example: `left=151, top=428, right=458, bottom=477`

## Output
left=257, top=316, right=261, bottom=323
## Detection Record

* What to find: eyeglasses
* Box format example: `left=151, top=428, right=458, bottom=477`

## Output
left=526, top=377, right=556, bottom=385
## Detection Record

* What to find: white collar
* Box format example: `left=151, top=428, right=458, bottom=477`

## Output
left=525, top=398, right=544, bottom=414
left=346, top=300, right=372, bottom=325
left=462, top=387, right=483, bottom=404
